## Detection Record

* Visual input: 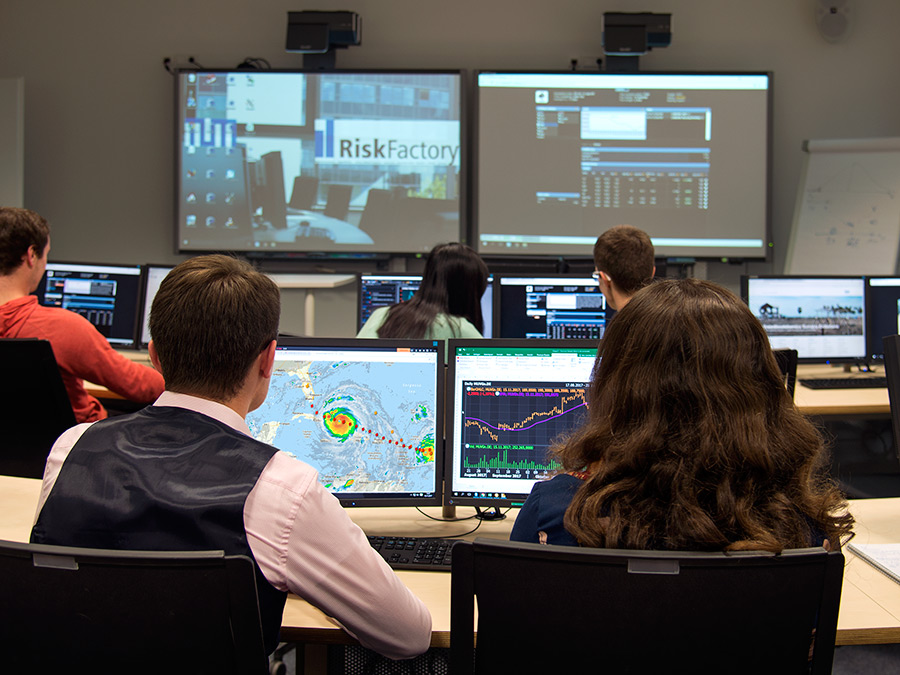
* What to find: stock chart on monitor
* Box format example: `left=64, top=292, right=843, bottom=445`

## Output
left=245, top=338, right=443, bottom=506
left=445, top=339, right=598, bottom=507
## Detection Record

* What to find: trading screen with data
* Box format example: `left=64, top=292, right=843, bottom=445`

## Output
left=445, top=339, right=598, bottom=507
left=36, top=262, right=142, bottom=348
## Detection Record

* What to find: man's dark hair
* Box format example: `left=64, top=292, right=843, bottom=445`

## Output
left=149, top=255, right=280, bottom=401
left=0, top=207, right=50, bottom=275
left=593, top=225, right=655, bottom=296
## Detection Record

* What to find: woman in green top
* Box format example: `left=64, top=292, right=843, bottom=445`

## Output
left=357, top=243, right=488, bottom=340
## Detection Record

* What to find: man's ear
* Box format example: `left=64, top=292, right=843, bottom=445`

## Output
left=148, top=340, right=162, bottom=373
left=23, top=245, right=39, bottom=268
left=260, top=339, right=277, bottom=378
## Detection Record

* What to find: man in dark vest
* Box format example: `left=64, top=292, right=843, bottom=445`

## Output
left=31, top=254, right=431, bottom=659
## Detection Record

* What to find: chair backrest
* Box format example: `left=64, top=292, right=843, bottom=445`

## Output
left=0, top=540, right=269, bottom=674
left=357, top=188, right=396, bottom=239
left=882, top=334, right=900, bottom=462
left=289, top=175, right=319, bottom=211
left=773, top=347, right=799, bottom=398
left=451, top=538, right=843, bottom=675
left=0, top=338, right=77, bottom=478
left=324, top=183, right=353, bottom=221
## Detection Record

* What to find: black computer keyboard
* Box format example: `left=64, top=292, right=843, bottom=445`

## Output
left=798, top=376, right=887, bottom=390
left=368, top=535, right=456, bottom=571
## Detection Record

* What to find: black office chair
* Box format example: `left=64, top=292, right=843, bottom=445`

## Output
left=357, top=188, right=395, bottom=240
left=324, top=184, right=353, bottom=221
left=0, top=338, right=77, bottom=478
left=773, top=347, right=799, bottom=398
left=451, top=538, right=843, bottom=674
left=288, top=175, right=319, bottom=211
left=0, top=540, right=268, bottom=674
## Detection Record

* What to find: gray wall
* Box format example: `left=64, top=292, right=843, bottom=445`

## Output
left=3, top=0, right=899, bottom=336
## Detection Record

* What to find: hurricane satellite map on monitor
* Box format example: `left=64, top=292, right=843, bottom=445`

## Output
left=245, top=341, right=441, bottom=504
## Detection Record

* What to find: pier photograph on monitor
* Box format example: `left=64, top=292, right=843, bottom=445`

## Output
left=474, top=71, right=771, bottom=260
left=741, top=275, right=866, bottom=362
left=176, top=70, right=462, bottom=255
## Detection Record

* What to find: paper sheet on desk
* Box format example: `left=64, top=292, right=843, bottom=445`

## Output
left=848, top=543, right=900, bottom=584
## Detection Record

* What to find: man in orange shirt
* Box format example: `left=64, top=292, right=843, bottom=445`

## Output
left=0, top=207, right=164, bottom=421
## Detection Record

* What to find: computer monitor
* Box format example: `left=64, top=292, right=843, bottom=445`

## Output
left=35, top=262, right=142, bottom=348
left=245, top=338, right=444, bottom=507
left=495, top=274, right=612, bottom=339
left=474, top=71, right=772, bottom=260
left=444, top=339, right=599, bottom=509
left=357, top=273, right=494, bottom=338
left=882, top=334, right=900, bottom=460
left=740, top=275, right=866, bottom=363
left=176, top=69, right=463, bottom=255
left=138, top=265, right=175, bottom=348
left=865, top=277, right=900, bottom=363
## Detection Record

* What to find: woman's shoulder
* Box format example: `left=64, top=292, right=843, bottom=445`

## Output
left=430, top=313, right=482, bottom=338
left=356, top=306, right=391, bottom=338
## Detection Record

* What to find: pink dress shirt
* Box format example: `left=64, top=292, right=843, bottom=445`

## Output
left=34, top=391, right=432, bottom=660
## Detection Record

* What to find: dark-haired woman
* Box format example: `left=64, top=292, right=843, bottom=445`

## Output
left=357, top=243, right=488, bottom=340
left=510, top=278, right=853, bottom=552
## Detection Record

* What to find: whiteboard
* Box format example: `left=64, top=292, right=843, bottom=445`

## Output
left=785, top=137, right=900, bottom=275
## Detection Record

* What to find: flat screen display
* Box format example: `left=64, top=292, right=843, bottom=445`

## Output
left=138, top=265, right=175, bottom=348
left=357, top=273, right=494, bottom=337
left=865, top=277, right=900, bottom=362
left=35, top=262, right=142, bottom=348
left=176, top=70, right=463, bottom=255
left=496, top=274, right=611, bottom=339
left=245, top=338, right=444, bottom=506
left=741, top=276, right=866, bottom=362
left=445, top=339, right=598, bottom=508
left=475, top=72, right=771, bottom=260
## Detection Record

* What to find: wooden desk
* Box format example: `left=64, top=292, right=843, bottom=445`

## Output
left=794, top=364, right=890, bottom=416
left=2, top=474, right=899, bottom=647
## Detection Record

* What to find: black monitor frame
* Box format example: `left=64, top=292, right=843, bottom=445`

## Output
left=35, top=260, right=143, bottom=349
left=444, top=338, right=600, bottom=510
left=740, top=274, right=867, bottom=364
left=247, top=336, right=445, bottom=507
left=356, top=273, right=423, bottom=332
left=494, top=272, right=612, bottom=340
left=472, top=70, right=773, bottom=262
left=137, top=264, right=176, bottom=349
left=175, top=68, right=466, bottom=258
left=883, top=334, right=900, bottom=463
left=865, top=276, right=900, bottom=364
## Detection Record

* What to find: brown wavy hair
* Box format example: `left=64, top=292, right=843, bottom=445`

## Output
left=556, top=278, right=854, bottom=552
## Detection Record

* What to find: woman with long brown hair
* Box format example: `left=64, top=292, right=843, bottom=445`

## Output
left=510, top=278, right=853, bottom=552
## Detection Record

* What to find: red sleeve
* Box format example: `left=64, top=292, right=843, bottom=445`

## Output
left=42, top=309, right=165, bottom=402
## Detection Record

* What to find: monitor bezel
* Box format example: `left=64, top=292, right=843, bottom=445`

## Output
left=137, top=264, right=176, bottom=349
left=266, top=336, right=446, bottom=507
left=36, top=260, right=144, bottom=350
left=355, top=272, right=424, bottom=333
left=443, top=337, right=600, bottom=510
left=493, top=271, right=610, bottom=339
left=174, top=68, right=467, bottom=258
left=864, top=276, right=900, bottom=364
left=740, top=274, right=867, bottom=364
left=472, top=69, right=774, bottom=262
